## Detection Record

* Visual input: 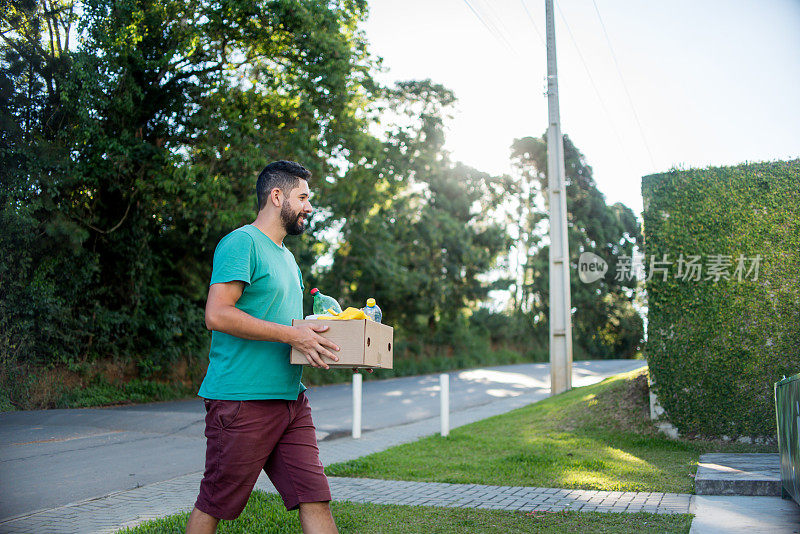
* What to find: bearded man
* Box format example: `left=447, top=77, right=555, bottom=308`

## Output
left=186, top=160, right=340, bottom=534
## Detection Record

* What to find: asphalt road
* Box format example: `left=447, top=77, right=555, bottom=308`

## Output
left=0, top=359, right=645, bottom=521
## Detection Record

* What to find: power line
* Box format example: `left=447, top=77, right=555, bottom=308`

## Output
left=554, top=0, right=627, bottom=158
left=461, top=0, right=521, bottom=58
left=519, top=0, right=545, bottom=46
left=461, top=0, right=504, bottom=45
left=591, top=0, right=657, bottom=168
left=474, top=0, right=524, bottom=52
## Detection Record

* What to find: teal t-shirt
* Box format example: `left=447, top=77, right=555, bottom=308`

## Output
left=198, top=225, right=306, bottom=400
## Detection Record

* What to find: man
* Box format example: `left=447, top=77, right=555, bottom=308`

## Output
left=186, top=160, right=340, bottom=534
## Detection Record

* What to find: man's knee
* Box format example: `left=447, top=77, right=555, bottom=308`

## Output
left=298, top=501, right=331, bottom=512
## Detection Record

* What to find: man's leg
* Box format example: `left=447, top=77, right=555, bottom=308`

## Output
left=194, top=400, right=284, bottom=529
left=265, top=393, right=335, bottom=531
left=186, top=507, right=219, bottom=534
left=298, top=501, right=337, bottom=534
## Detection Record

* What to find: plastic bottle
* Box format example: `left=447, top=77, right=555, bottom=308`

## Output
left=310, top=288, right=343, bottom=315
left=362, top=298, right=382, bottom=323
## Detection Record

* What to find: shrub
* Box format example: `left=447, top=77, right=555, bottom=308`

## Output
left=642, top=160, right=800, bottom=438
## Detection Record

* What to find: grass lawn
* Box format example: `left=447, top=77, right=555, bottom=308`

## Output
left=119, top=491, right=693, bottom=533
left=325, top=368, right=775, bottom=494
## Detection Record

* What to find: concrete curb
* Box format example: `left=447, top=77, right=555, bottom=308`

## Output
left=694, top=453, right=781, bottom=496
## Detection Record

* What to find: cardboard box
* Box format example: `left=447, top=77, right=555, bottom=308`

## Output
left=290, top=319, right=393, bottom=369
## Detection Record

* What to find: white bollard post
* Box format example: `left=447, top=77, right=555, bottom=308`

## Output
left=352, top=372, right=362, bottom=439
left=440, top=373, right=449, bottom=437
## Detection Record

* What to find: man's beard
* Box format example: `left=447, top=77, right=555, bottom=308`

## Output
left=281, top=201, right=307, bottom=235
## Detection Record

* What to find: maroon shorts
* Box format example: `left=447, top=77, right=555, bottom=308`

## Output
left=194, top=392, right=331, bottom=520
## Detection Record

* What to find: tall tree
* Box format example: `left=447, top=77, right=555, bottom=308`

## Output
left=321, top=80, right=511, bottom=334
left=510, top=134, right=643, bottom=358
left=1, top=0, right=82, bottom=366
left=0, top=0, right=381, bottom=377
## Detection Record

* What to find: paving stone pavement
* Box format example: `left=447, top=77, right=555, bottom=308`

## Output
left=0, top=386, right=689, bottom=533
left=323, top=477, right=691, bottom=514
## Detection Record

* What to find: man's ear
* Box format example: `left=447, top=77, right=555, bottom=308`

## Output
left=270, top=188, right=283, bottom=207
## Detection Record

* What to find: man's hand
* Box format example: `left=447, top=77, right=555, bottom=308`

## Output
left=289, top=324, right=340, bottom=369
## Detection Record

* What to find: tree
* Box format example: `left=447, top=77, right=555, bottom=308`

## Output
left=0, top=0, right=381, bottom=380
left=1, top=0, right=514, bottom=399
left=1, top=0, right=85, bottom=369
left=510, top=134, right=643, bottom=358
left=320, top=80, right=511, bottom=335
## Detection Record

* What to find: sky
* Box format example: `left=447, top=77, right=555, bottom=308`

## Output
left=362, top=0, right=800, bottom=216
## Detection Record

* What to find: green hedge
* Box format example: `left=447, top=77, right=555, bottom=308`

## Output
left=642, top=160, right=800, bottom=438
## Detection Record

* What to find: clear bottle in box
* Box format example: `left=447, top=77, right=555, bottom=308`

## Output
left=362, top=298, right=382, bottom=323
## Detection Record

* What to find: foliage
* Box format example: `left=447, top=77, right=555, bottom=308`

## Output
left=509, top=135, right=644, bottom=358
left=1, top=0, right=642, bottom=408
left=315, top=80, right=511, bottom=334
left=56, top=377, right=194, bottom=408
left=642, top=161, right=800, bottom=438
left=326, top=368, right=774, bottom=492
left=119, top=488, right=694, bottom=534
left=1, top=0, right=379, bottom=386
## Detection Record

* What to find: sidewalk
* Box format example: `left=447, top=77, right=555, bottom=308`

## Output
left=690, top=495, right=800, bottom=534
left=1, top=387, right=798, bottom=533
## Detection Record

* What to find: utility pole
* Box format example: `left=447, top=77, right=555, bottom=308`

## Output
left=544, top=0, right=573, bottom=395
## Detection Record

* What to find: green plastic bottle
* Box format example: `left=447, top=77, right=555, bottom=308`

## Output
left=310, top=288, right=343, bottom=315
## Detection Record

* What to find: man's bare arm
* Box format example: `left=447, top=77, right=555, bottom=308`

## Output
left=205, top=281, right=339, bottom=369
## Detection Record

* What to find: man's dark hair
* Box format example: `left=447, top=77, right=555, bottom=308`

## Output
left=256, top=160, right=311, bottom=212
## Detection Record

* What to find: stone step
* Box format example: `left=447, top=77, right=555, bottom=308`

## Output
left=695, top=453, right=781, bottom=496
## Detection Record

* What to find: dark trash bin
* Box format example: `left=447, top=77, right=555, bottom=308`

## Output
left=775, top=373, right=800, bottom=504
